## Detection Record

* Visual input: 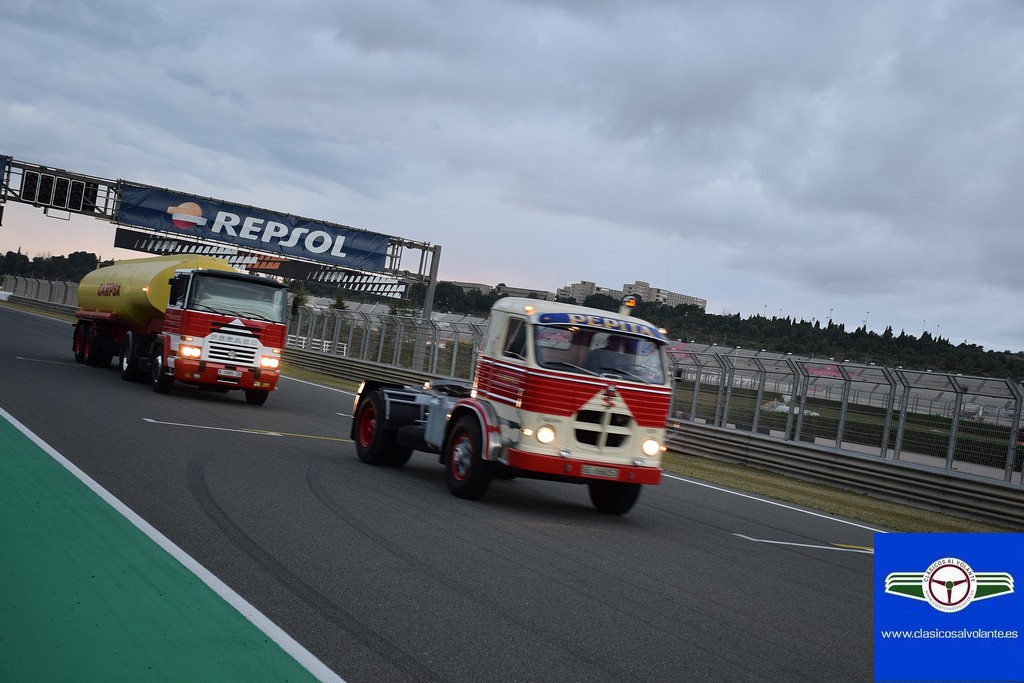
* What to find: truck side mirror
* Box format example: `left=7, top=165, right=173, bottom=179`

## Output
left=168, top=277, right=186, bottom=307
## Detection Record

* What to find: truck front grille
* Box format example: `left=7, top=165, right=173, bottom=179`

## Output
left=208, top=342, right=258, bottom=364
left=574, top=409, right=633, bottom=449
left=206, top=322, right=260, bottom=365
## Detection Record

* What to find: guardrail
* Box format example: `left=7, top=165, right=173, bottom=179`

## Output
left=282, top=347, right=436, bottom=388
left=2, top=294, right=77, bottom=316
left=668, top=421, right=1024, bottom=529
left=8, top=276, right=1024, bottom=475
left=283, top=344, right=1024, bottom=528
left=5, top=287, right=1023, bottom=528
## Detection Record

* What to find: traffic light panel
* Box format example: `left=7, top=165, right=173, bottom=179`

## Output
left=68, top=180, right=85, bottom=211
left=18, top=170, right=93, bottom=211
left=37, top=174, right=55, bottom=205
left=53, top=177, right=70, bottom=208
left=21, top=171, right=39, bottom=202
left=83, top=183, right=99, bottom=212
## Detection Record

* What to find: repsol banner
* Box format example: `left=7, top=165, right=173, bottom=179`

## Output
left=116, top=184, right=389, bottom=272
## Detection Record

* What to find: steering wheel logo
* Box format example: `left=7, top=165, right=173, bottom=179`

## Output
left=885, top=558, right=1013, bottom=611
left=922, top=558, right=977, bottom=612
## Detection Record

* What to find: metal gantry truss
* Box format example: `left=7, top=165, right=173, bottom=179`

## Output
left=0, top=154, right=441, bottom=306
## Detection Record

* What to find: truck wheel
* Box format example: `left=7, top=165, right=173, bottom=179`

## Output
left=587, top=481, right=642, bottom=515
left=244, top=389, right=270, bottom=406
left=150, top=348, right=174, bottom=394
left=84, top=325, right=113, bottom=368
left=354, top=391, right=412, bottom=466
left=120, top=333, right=141, bottom=381
left=83, top=325, right=98, bottom=366
left=72, top=323, right=87, bottom=364
left=445, top=416, right=494, bottom=500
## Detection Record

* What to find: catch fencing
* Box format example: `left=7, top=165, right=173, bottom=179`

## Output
left=288, top=305, right=486, bottom=380
left=0, top=275, right=78, bottom=306
left=670, top=348, right=1024, bottom=486
left=291, top=305, right=1024, bottom=486
left=6, top=274, right=1024, bottom=487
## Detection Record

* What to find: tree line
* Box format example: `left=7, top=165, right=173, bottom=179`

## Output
left=574, top=292, right=1024, bottom=382
left=1, top=249, right=101, bottom=284
left=403, top=283, right=1024, bottom=381
left=4, top=250, right=1022, bottom=381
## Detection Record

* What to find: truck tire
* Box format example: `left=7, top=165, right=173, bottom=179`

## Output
left=354, top=390, right=412, bottom=467
left=82, top=324, right=104, bottom=367
left=244, top=389, right=270, bottom=406
left=72, top=322, right=87, bottom=364
left=587, top=481, right=642, bottom=515
left=97, top=335, right=115, bottom=368
left=150, top=347, right=174, bottom=394
left=83, top=324, right=113, bottom=368
left=445, top=416, right=494, bottom=500
left=119, top=333, right=142, bottom=381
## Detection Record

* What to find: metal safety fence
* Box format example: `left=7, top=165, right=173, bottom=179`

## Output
left=288, top=306, right=486, bottom=380
left=0, top=275, right=78, bottom=306
left=291, top=305, right=1024, bottom=486
left=5, top=275, right=1023, bottom=486
left=670, top=349, right=1024, bottom=485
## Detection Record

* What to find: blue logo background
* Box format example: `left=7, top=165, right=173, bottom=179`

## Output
left=874, top=533, right=1023, bottom=681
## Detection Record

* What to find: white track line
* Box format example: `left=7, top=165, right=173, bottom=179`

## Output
left=663, top=472, right=887, bottom=533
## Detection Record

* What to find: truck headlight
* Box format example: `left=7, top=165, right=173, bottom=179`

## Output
left=179, top=345, right=202, bottom=358
left=536, top=426, right=557, bottom=444
left=641, top=438, right=662, bottom=457
left=260, top=355, right=280, bottom=369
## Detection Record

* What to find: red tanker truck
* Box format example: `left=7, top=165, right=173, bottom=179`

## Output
left=73, top=254, right=289, bottom=405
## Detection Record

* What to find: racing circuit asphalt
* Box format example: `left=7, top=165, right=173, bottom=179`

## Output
left=0, top=305, right=879, bottom=682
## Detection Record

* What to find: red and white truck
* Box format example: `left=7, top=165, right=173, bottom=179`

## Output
left=73, top=254, right=289, bottom=405
left=351, top=296, right=673, bottom=514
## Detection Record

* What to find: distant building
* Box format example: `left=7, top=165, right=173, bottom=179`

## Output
left=622, top=281, right=707, bottom=309
left=451, top=281, right=555, bottom=301
left=556, top=280, right=601, bottom=302
left=449, top=278, right=705, bottom=308
left=557, top=279, right=706, bottom=310
left=449, top=281, right=491, bottom=295
left=495, top=284, right=554, bottom=300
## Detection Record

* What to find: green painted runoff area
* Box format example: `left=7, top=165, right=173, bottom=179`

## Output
left=0, top=416, right=321, bottom=681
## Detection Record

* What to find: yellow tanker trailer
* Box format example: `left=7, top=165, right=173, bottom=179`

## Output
left=73, top=254, right=290, bottom=405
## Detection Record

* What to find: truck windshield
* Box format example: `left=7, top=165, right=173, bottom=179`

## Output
left=188, top=276, right=288, bottom=324
left=533, top=324, right=667, bottom=384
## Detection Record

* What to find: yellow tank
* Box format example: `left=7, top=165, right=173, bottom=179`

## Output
left=77, top=254, right=238, bottom=328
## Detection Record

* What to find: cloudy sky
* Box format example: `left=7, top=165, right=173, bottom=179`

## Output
left=2, top=1, right=1023, bottom=351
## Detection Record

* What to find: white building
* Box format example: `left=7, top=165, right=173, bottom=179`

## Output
left=557, top=279, right=706, bottom=310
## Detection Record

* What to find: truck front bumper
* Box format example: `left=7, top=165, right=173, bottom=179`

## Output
left=172, top=358, right=279, bottom=391
left=505, top=448, right=662, bottom=485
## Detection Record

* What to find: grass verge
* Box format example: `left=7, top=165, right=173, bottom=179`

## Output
left=281, top=363, right=360, bottom=393
left=0, top=299, right=77, bottom=322
left=662, top=450, right=1018, bottom=533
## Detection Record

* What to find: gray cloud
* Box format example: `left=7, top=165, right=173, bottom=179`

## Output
left=2, top=0, right=1023, bottom=351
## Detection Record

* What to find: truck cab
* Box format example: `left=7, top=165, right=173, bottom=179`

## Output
left=152, top=268, right=289, bottom=403
left=351, top=297, right=673, bottom=514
